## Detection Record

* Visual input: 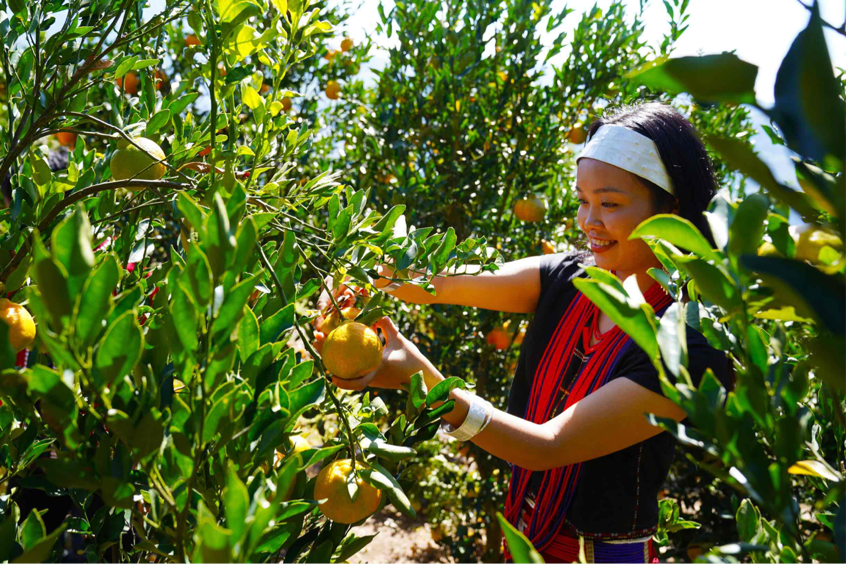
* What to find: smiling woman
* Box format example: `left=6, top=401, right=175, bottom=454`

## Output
left=331, top=101, right=733, bottom=563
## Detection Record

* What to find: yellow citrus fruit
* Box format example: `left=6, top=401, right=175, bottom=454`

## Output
left=757, top=241, right=782, bottom=257
left=314, top=459, right=382, bottom=524
left=110, top=137, right=167, bottom=184
left=341, top=37, right=354, bottom=52
left=323, top=321, right=383, bottom=379
left=513, top=194, right=548, bottom=222
left=325, top=80, right=341, bottom=100
left=541, top=239, right=556, bottom=254
left=275, top=434, right=311, bottom=467
left=793, top=224, right=843, bottom=264
left=317, top=306, right=360, bottom=335
left=0, top=299, right=36, bottom=353
left=568, top=123, right=587, bottom=144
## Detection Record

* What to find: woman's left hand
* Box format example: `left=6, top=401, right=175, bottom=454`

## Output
left=329, top=317, right=430, bottom=391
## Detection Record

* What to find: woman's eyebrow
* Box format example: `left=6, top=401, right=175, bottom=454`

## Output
left=575, top=186, right=627, bottom=194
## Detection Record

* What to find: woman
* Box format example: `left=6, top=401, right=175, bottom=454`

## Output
left=321, top=102, right=734, bottom=563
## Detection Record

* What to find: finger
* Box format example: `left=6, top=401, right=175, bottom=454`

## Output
left=372, top=317, right=399, bottom=344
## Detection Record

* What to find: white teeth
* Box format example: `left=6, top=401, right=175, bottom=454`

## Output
left=590, top=238, right=615, bottom=247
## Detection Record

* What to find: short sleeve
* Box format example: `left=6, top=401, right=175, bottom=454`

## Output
left=539, top=250, right=592, bottom=303
left=610, top=332, right=733, bottom=398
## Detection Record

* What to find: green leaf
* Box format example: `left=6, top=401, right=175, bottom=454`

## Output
left=146, top=109, right=171, bottom=135
left=572, top=278, right=659, bottom=361
left=704, top=136, right=818, bottom=218
left=673, top=256, right=742, bottom=312
left=170, top=281, right=199, bottom=352
left=736, top=499, right=760, bottom=543
left=771, top=2, right=845, bottom=163
left=656, top=302, right=686, bottom=380
left=185, top=245, right=214, bottom=307
left=74, top=254, right=119, bottom=346
left=12, top=525, right=65, bottom=564
left=425, top=377, right=466, bottom=407
left=260, top=303, right=295, bottom=345
left=628, top=214, right=720, bottom=261
left=203, top=390, right=236, bottom=443
left=739, top=255, right=844, bottom=334
left=241, top=85, right=262, bottom=110
left=224, top=464, right=250, bottom=543
left=213, top=274, right=260, bottom=340
left=0, top=323, right=17, bottom=370
left=787, top=460, right=842, bottom=482
left=114, top=56, right=137, bottom=79
left=20, top=509, right=46, bottom=550
left=205, top=193, right=236, bottom=281
left=367, top=440, right=416, bottom=462
left=94, top=310, right=143, bottom=389
left=238, top=307, right=259, bottom=363
left=284, top=379, right=325, bottom=432
left=360, top=461, right=415, bottom=519
left=404, top=371, right=427, bottom=420
left=496, top=512, right=545, bottom=563
left=33, top=256, right=72, bottom=329
left=728, top=193, right=770, bottom=261
left=626, top=53, right=757, bottom=105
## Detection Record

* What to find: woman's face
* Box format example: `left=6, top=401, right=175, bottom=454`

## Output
left=575, top=157, right=675, bottom=275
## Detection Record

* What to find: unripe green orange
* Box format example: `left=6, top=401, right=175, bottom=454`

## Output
left=110, top=137, right=167, bottom=185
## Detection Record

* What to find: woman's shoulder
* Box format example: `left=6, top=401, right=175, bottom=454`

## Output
left=539, top=249, right=593, bottom=293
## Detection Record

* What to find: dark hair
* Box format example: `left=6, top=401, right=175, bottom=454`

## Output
left=586, top=102, right=719, bottom=248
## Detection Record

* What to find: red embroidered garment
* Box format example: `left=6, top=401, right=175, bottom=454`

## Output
left=503, top=279, right=673, bottom=559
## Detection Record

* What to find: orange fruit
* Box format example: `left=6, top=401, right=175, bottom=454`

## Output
left=568, top=123, right=587, bottom=144
left=185, top=34, right=201, bottom=47
left=154, top=69, right=169, bottom=91
left=325, top=80, right=341, bottom=100
left=198, top=145, right=211, bottom=157
left=513, top=326, right=526, bottom=346
left=486, top=326, right=511, bottom=350
left=56, top=131, right=77, bottom=148
left=314, top=459, right=382, bottom=524
left=0, top=299, right=36, bottom=353
left=541, top=239, right=556, bottom=254
left=513, top=194, right=548, bottom=222
left=341, top=37, right=354, bottom=52
left=116, top=72, right=139, bottom=95
left=322, top=321, right=383, bottom=379
left=260, top=83, right=270, bottom=94
left=281, top=97, right=293, bottom=112
left=324, top=50, right=336, bottom=62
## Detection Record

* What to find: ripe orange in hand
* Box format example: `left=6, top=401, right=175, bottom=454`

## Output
left=0, top=299, right=36, bottom=353
left=56, top=131, right=77, bottom=148
left=314, top=459, right=382, bottom=524
left=514, top=194, right=548, bottom=222
left=317, top=306, right=361, bottom=335
left=323, top=321, right=382, bottom=379
left=116, top=72, right=139, bottom=95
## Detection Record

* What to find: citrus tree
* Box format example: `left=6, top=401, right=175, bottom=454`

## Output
left=0, top=0, right=502, bottom=561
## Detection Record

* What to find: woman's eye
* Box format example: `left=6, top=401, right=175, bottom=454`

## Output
left=602, top=203, right=617, bottom=208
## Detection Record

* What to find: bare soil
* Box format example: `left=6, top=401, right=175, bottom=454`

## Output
left=348, top=505, right=455, bottom=564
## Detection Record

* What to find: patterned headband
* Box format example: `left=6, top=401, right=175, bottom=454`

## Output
left=576, top=124, right=674, bottom=196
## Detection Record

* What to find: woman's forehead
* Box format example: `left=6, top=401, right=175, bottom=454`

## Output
left=576, top=158, right=645, bottom=193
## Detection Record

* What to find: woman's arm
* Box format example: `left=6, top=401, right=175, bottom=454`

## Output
left=447, top=379, right=687, bottom=472
left=332, top=318, right=688, bottom=472
left=373, top=256, right=543, bottom=314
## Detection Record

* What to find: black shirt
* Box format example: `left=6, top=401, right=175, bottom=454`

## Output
left=507, top=251, right=733, bottom=540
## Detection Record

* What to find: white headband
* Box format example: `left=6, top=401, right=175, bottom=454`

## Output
left=576, top=124, right=674, bottom=196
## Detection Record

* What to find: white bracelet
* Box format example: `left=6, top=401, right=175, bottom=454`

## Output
left=440, top=395, right=492, bottom=442
left=380, top=281, right=403, bottom=293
